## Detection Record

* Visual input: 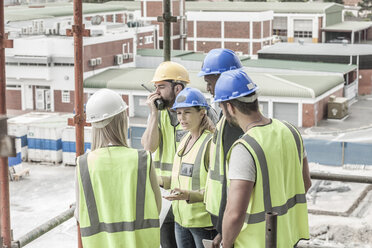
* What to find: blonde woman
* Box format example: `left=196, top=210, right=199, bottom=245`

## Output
left=75, top=88, right=161, bottom=248
left=163, top=88, right=217, bottom=248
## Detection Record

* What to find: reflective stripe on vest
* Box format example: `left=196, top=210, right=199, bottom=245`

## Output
left=78, top=150, right=159, bottom=237
left=154, top=110, right=185, bottom=174
left=239, top=124, right=305, bottom=225
left=208, top=116, right=225, bottom=182
left=192, top=133, right=213, bottom=190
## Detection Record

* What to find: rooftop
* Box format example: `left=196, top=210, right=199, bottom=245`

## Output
left=185, top=1, right=343, bottom=14
left=242, top=59, right=357, bottom=74
left=84, top=68, right=344, bottom=99
left=322, top=21, right=372, bottom=32
left=4, top=1, right=140, bottom=22
left=258, top=42, right=372, bottom=56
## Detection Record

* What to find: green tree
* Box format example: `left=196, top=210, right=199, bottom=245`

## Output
left=359, top=0, right=372, bottom=12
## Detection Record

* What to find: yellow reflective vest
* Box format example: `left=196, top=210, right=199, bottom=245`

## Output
left=204, top=116, right=226, bottom=217
left=154, top=110, right=187, bottom=177
left=171, top=130, right=213, bottom=228
left=77, top=147, right=160, bottom=248
left=226, top=119, right=309, bottom=248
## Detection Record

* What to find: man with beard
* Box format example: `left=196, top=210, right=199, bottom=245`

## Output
left=213, top=69, right=311, bottom=248
left=199, top=49, right=244, bottom=248
left=142, top=61, right=217, bottom=248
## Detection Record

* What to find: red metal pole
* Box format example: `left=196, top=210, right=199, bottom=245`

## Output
left=73, top=0, right=85, bottom=247
left=0, top=0, right=12, bottom=247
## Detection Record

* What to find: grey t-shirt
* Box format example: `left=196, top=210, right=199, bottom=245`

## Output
left=228, top=144, right=307, bottom=182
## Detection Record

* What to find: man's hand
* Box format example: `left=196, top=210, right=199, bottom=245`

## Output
left=146, top=92, right=161, bottom=114
left=212, top=233, right=222, bottom=248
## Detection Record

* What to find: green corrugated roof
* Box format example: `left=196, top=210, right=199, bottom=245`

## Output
left=322, top=21, right=372, bottom=32
left=185, top=1, right=343, bottom=14
left=84, top=68, right=344, bottom=98
left=137, top=49, right=194, bottom=57
left=274, top=74, right=343, bottom=97
left=242, top=59, right=357, bottom=74
left=5, top=2, right=140, bottom=22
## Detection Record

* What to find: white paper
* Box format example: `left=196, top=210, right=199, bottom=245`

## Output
left=202, top=239, right=213, bottom=248
left=159, top=188, right=172, bottom=227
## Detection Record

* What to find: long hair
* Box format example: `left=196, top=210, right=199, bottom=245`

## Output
left=195, top=107, right=215, bottom=134
left=91, top=111, right=129, bottom=151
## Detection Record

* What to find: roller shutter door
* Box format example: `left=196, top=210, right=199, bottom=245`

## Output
left=273, top=102, right=298, bottom=126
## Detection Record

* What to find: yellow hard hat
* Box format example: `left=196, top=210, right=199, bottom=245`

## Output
left=151, top=61, right=190, bottom=84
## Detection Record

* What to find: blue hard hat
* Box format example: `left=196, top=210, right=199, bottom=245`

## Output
left=172, top=88, right=210, bottom=110
left=214, top=70, right=258, bottom=103
left=198, top=49, right=243, bottom=77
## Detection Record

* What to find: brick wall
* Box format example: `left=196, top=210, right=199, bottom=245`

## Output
left=146, top=1, right=162, bottom=17
left=263, top=20, right=270, bottom=37
left=252, top=42, right=262, bottom=54
left=106, top=15, right=113, bottom=22
left=318, top=17, right=323, bottom=43
left=367, top=27, right=372, bottom=40
left=84, top=39, right=133, bottom=72
left=225, top=42, right=249, bottom=54
left=173, top=38, right=180, bottom=50
left=253, top=22, right=261, bottom=39
left=116, top=14, right=123, bottom=23
left=187, top=41, right=194, bottom=51
left=137, top=31, right=156, bottom=49
left=6, top=89, right=21, bottom=110
left=197, top=41, right=222, bottom=53
left=359, top=69, right=372, bottom=95
left=302, top=88, right=343, bottom=127
left=197, top=22, right=221, bottom=38
left=54, top=90, right=74, bottom=113
left=225, top=22, right=250, bottom=39
left=188, top=21, right=194, bottom=37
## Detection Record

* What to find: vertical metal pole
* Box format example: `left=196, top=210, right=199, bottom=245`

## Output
left=73, top=0, right=84, bottom=247
left=163, top=0, right=171, bottom=61
left=265, top=212, right=277, bottom=248
left=0, top=1, right=12, bottom=247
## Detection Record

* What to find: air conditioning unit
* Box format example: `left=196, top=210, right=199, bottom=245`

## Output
left=88, top=59, right=97, bottom=67
left=21, top=27, right=28, bottom=35
left=114, top=54, right=123, bottom=65
left=28, top=26, right=33, bottom=34
left=96, top=57, right=102, bottom=65
left=123, top=53, right=129, bottom=60
left=45, top=28, right=52, bottom=35
left=128, top=53, right=133, bottom=59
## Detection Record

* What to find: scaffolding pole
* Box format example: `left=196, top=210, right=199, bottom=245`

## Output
left=67, top=0, right=90, bottom=247
left=310, top=171, right=372, bottom=184
left=0, top=0, right=14, bottom=247
left=157, top=0, right=176, bottom=61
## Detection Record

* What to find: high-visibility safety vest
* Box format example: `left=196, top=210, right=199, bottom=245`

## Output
left=77, top=147, right=160, bottom=248
left=154, top=110, right=187, bottom=177
left=171, top=131, right=213, bottom=228
left=204, top=116, right=226, bottom=218
left=226, top=119, right=309, bottom=248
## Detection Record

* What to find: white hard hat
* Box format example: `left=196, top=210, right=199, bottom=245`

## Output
left=86, top=88, right=128, bottom=128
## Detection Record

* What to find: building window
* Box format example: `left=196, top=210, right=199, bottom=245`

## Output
left=294, top=31, right=312, bottom=38
left=62, top=90, right=70, bottom=103
left=273, top=29, right=287, bottom=36
left=145, top=36, right=153, bottom=44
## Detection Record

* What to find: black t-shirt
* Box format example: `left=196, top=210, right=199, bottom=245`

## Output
left=214, top=113, right=244, bottom=233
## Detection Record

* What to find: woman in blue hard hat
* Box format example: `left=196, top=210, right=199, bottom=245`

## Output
left=75, top=88, right=161, bottom=248
left=163, top=87, right=218, bottom=248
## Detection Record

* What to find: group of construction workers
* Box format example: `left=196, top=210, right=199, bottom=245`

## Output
left=75, top=48, right=312, bottom=248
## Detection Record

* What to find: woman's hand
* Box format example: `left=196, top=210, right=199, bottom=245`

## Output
left=163, top=188, right=190, bottom=201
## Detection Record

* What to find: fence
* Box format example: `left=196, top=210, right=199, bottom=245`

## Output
left=304, top=139, right=372, bottom=166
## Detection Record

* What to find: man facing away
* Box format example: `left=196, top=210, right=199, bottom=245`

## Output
left=213, top=69, right=312, bottom=248
left=199, top=49, right=244, bottom=247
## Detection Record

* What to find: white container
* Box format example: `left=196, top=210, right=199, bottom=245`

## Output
left=62, top=126, right=92, bottom=166
left=8, top=112, right=61, bottom=161
left=26, top=113, right=72, bottom=163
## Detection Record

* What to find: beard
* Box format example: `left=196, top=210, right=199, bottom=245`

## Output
left=163, top=90, right=176, bottom=108
left=224, top=107, right=240, bottom=128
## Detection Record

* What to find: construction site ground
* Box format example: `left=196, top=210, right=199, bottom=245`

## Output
left=9, top=95, right=372, bottom=248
